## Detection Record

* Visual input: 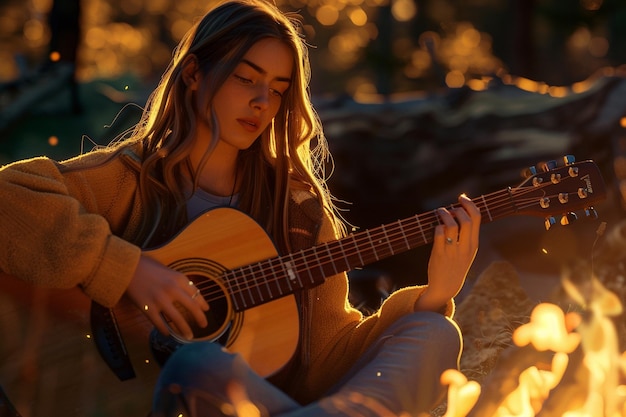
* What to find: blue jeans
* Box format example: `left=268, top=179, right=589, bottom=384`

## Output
left=152, top=311, right=461, bottom=417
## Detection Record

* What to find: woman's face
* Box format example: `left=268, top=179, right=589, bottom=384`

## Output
left=199, top=37, right=294, bottom=152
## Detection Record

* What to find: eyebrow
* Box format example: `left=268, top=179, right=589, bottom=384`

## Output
left=241, top=59, right=291, bottom=83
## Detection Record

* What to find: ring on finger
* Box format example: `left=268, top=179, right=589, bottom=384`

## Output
left=445, top=237, right=454, bottom=245
left=192, top=289, right=200, bottom=299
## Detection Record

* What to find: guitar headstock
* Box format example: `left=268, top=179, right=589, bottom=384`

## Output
left=512, top=156, right=606, bottom=229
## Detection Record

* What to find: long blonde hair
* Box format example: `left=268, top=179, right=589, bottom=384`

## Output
left=120, top=0, right=343, bottom=250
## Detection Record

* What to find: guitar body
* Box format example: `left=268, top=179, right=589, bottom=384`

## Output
left=142, top=207, right=300, bottom=377
left=0, top=208, right=300, bottom=417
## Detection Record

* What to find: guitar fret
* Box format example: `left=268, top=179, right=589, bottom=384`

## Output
left=266, top=258, right=278, bottom=299
left=249, top=263, right=262, bottom=306
left=417, top=214, right=428, bottom=244
left=282, top=256, right=295, bottom=293
left=229, top=269, right=243, bottom=310
left=303, top=249, right=316, bottom=285
left=313, top=247, right=324, bottom=279
left=289, top=252, right=304, bottom=289
left=276, top=262, right=293, bottom=295
left=480, top=194, right=493, bottom=222
left=241, top=264, right=254, bottom=307
left=365, top=229, right=379, bottom=261
left=381, top=226, right=395, bottom=256
left=351, top=233, right=365, bottom=266
left=271, top=259, right=284, bottom=296
left=253, top=262, right=265, bottom=302
left=398, top=219, right=411, bottom=250
left=336, top=238, right=351, bottom=272
left=251, top=263, right=263, bottom=303
left=236, top=265, right=250, bottom=309
left=324, top=242, right=339, bottom=275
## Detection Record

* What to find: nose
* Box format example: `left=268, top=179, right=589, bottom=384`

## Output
left=251, top=86, right=270, bottom=111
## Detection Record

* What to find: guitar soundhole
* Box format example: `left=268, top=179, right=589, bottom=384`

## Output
left=188, top=274, right=230, bottom=340
left=167, top=258, right=234, bottom=343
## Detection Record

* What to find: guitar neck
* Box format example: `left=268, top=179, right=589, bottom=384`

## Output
left=225, top=188, right=515, bottom=311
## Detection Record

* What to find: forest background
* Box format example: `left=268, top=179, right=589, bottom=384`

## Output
left=1, top=0, right=625, bottom=158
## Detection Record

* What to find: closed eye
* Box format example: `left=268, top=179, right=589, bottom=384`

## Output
left=234, top=74, right=252, bottom=84
left=270, top=88, right=284, bottom=98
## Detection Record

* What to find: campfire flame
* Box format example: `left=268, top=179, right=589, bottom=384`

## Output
left=442, top=274, right=626, bottom=417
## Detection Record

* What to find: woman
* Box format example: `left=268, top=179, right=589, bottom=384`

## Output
left=0, top=0, right=480, bottom=415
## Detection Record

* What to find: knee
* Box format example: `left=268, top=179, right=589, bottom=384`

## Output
left=153, top=343, right=241, bottom=416
left=157, top=342, right=236, bottom=389
left=423, top=311, right=461, bottom=342
left=394, top=311, right=462, bottom=353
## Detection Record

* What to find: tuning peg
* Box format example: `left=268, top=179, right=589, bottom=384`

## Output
left=522, top=166, right=537, bottom=179
left=560, top=212, right=577, bottom=226
left=563, top=155, right=575, bottom=165
left=540, top=160, right=558, bottom=172
left=584, top=207, right=598, bottom=219
left=545, top=216, right=557, bottom=230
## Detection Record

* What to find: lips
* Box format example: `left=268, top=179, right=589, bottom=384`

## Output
left=237, top=117, right=260, bottom=132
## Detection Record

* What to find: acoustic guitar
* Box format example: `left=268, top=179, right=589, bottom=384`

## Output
left=0, top=157, right=606, bottom=417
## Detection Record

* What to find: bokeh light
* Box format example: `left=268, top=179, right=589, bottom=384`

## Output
left=391, top=0, right=417, bottom=22
left=316, top=5, right=340, bottom=26
left=0, top=0, right=624, bottom=97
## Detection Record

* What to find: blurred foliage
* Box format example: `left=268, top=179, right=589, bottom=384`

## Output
left=1, top=0, right=626, bottom=98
